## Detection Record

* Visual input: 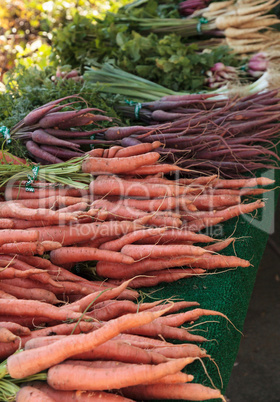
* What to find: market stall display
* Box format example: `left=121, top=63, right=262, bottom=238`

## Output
left=1, top=0, right=280, bottom=400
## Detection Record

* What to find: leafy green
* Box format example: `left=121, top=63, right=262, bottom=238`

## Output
left=50, top=0, right=242, bottom=93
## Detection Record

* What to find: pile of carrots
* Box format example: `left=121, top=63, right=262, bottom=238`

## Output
left=0, top=141, right=274, bottom=400
left=0, top=279, right=229, bottom=401
left=0, top=256, right=228, bottom=400
left=0, top=141, right=273, bottom=290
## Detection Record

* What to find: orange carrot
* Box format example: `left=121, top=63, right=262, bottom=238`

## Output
left=115, top=141, right=162, bottom=158
left=82, top=152, right=160, bottom=174
left=0, top=289, right=16, bottom=299
left=188, top=254, right=251, bottom=269
left=177, top=175, right=217, bottom=186
left=0, top=219, right=14, bottom=229
left=184, top=200, right=265, bottom=222
left=0, top=299, right=90, bottom=322
left=108, top=268, right=205, bottom=288
left=0, top=151, right=27, bottom=165
left=0, top=242, right=44, bottom=255
left=7, top=305, right=172, bottom=378
left=0, top=275, right=133, bottom=300
left=5, top=185, right=85, bottom=201
left=96, top=257, right=197, bottom=279
left=0, top=321, right=97, bottom=361
left=115, top=333, right=182, bottom=349
left=0, top=282, right=61, bottom=304
left=134, top=229, right=215, bottom=245
left=0, top=256, right=62, bottom=287
left=12, top=255, right=51, bottom=269
left=0, top=326, right=18, bottom=343
left=11, top=196, right=87, bottom=209
left=154, top=308, right=229, bottom=327
left=0, top=229, right=39, bottom=246
left=53, top=360, right=193, bottom=384
left=26, top=337, right=167, bottom=365
left=205, top=238, right=234, bottom=252
left=188, top=194, right=241, bottom=210
left=50, top=246, right=135, bottom=266
left=112, top=196, right=192, bottom=212
left=124, top=322, right=207, bottom=343
left=128, top=164, right=183, bottom=176
left=106, top=145, right=124, bottom=158
left=100, top=228, right=166, bottom=251
left=46, top=357, right=195, bottom=391
left=212, top=177, right=274, bottom=189
left=0, top=203, right=76, bottom=223
left=58, top=201, right=89, bottom=213
left=147, top=371, right=194, bottom=384
left=61, top=278, right=138, bottom=313
left=27, top=382, right=135, bottom=402
left=41, top=240, right=62, bottom=252
left=5, top=219, right=55, bottom=229
left=152, top=344, right=207, bottom=359
left=0, top=267, right=47, bottom=280
left=147, top=300, right=200, bottom=314
left=92, top=200, right=182, bottom=227
left=121, top=383, right=224, bottom=400
left=186, top=216, right=224, bottom=232
left=87, top=299, right=157, bottom=321
left=121, top=244, right=208, bottom=260
left=77, top=235, right=118, bottom=248
left=0, top=322, right=31, bottom=336
left=90, top=176, right=194, bottom=198
left=16, top=386, right=56, bottom=402
left=34, top=220, right=143, bottom=246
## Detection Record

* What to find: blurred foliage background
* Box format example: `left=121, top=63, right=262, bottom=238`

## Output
left=0, top=0, right=131, bottom=81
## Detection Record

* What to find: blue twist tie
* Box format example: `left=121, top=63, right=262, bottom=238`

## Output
left=0, top=126, right=11, bottom=144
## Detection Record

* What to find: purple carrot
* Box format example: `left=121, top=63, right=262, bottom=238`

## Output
left=23, top=95, right=85, bottom=126
left=104, top=125, right=166, bottom=140
left=26, top=141, right=64, bottom=164
left=151, top=110, right=191, bottom=121
left=238, top=89, right=279, bottom=104
left=214, top=107, right=280, bottom=126
left=38, top=108, right=108, bottom=129
left=225, top=115, right=280, bottom=135
left=144, top=99, right=228, bottom=111
left=56, top=114, right=112, bottom=129
left=40, top=145, right=84, bottom=159
left=197, top=146, right=279, bottom=161
left=70, top=139, right=117, bottom=145
left=180, top=158, right=278, bottom=172
left=121, top=137, right=142, bottom=147
left=42, top=94, right=85, bottom=107
left=31, top=129, right=81, bottom=149
left=45, top=128, right=107, bottom=138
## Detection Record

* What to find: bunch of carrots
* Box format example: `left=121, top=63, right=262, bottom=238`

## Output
left=0, top=141, right=273, bottom=290
left=7, top=95, right=113, bottom=164
left=113, top=89, right=280, bottom=177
